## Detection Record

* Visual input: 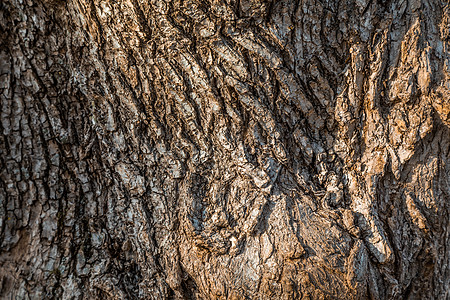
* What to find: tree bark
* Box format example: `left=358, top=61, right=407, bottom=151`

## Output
left=1, top=0, right=449, bottom=299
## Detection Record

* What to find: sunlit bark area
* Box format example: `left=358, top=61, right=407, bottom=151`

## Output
left=1, top=0, right=449, bottom=299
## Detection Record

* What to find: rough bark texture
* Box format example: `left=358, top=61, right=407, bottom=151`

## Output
left=1, top=0, right=449, bottom=299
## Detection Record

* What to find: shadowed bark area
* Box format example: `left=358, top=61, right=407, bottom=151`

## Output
left=0, top=0, right=449, bottom=299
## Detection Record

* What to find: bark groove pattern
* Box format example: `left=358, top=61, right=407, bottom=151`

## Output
left=0, top=0, right=449, bottom=299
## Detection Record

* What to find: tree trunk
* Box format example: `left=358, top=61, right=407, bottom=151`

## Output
left=1, top=0, right=449, bottom=299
